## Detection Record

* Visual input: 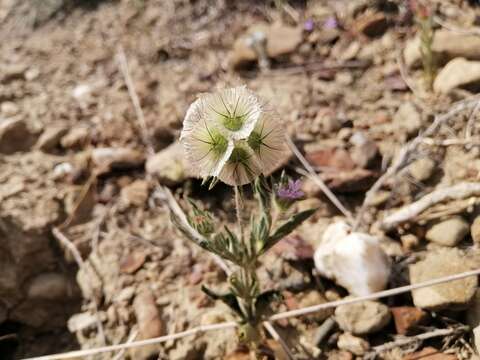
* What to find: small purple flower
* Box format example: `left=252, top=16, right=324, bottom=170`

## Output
left=277, top=179, right=304, bottom=200
left=304, top=19, right=314, bottom=32
left=323, top=16, right=338, bottom=30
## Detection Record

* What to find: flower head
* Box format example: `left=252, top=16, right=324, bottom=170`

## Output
left=277, top=179, right=304, bottom=200
left=181, top=86, right=287, bottom=186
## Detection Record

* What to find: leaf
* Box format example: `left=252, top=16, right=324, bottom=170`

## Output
left=201, top=285, right=245, bottom=319
left=260, top=208, right=317, bottom=255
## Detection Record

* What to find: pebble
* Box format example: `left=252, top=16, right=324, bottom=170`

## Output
left=353, top=11, right=388, bottom=37
left=314, top=222, right=390, bottom=296
left=404, top=29, right=480, bottom=68
left=0, top=118, right=34, bottom=154
left=335, top=300, right=391, bottom=335
left=472, top=216, right=480, bottom=244
left=434, top=57, right=480, bottom=94
left=131, top=289, right=164, bottom=360
left=409, top=248, right=477, bottom=310
left=91, top=147, right=145, bottom=174
left=1, top=101, right=19, bottom=117
left=120, top=250, right=147, bottom=274
left=306, top=147, right=356, bottom=171
left=26, top=272, right=71, bottom=300
left=35, top=126, right=68, bottom=152
left=408, top=158, right=436, bottom=182
left=295, top=290, right=333, bottom=322
left=61, top=127, right=89, bottom=149
left=120, top=180, right=149, bottom=208
left=391, top=306, right=428, bottom=335
left=400, top=234, right=420, bottom=252
left=425, top=217, right=469, bottom=247
left=393, top=102, right=422, bottom=136
left=145, top=142, right=188, bottom=186
left=337, top=333, right=370, bottom=356
left=350, top=132, right=378, bottom=169
left=230, top=24, right=303, bottom=69
left=67, top=312, right=100, bottom=332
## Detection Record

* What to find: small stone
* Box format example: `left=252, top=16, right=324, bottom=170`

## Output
left=471, top=216, right=480, bottom=244
left=0, top=118, right=34, bottom=154
left=434, top=57, right=480, bottom=94
left=296, top=290, right=333, bottom=322
left=327, top=350, right=353, bottom=360
left=350, top=133, right=378, bottom=169
left=25, top=68, right=40, bottom=81
left=91, top=147, right=145, bottom=174
left=337, top=333, right=370, bottom=356
left=393, top=102, right=422, bottom=136
left=353, top=11, right=388, bottom=37
left=365, top=190, right=390, bottom=207
left=335, top=300, right=391, bottom=335
left=400, top=234, right=420, bottom=252
left=1, top=101, right=19, bottom=117
left=1, top=64, right=27, bottom=83
left=272, top=235, right=314, bottom=261
left=425, top=217, right=469, bottom=247
left=402, top=347, right=457, bottom=360
left=27, top=273, right=71, bottom=301
left=61, top=127, right=89, bottom=149
left=306, top=147, right=356, bottom=171
left=120, top=180, right=149, bottom=207
left=314, top=222, right=391, bottom=296
left=409, top=248, right=477, bottom=310
left=146, top=142, right=187, bottom=186
left=131, top=289, right=163, bottom=360
left=67, top=312, right=100, bottom=332
left=409, top=158, right=436, bottom=182
left=404, top=30, right=480, bottom=68
left=315, top=112, right=342, bottom=133
left=120, top=251, right=147, bottom=274
left=391, top=307, right=428, bottom=335
left=114, top=286, right=136, bottom=303
left=35, top=126, right=68, bottom=152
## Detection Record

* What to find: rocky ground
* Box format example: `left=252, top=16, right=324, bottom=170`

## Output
left=2, top=0, right=480, bottom=359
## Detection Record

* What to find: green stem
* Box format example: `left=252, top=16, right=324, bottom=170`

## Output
left=234, top=185, right=244, bottom=244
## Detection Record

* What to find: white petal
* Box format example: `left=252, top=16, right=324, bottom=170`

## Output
left=218, top=143, right=262, bottom=186
left=250, top=110, right=288, bottom=175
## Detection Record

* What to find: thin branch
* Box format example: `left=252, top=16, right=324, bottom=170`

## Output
left=371, top=325, right=469, bottom=354
left=24, top=267, right=480, bottom=360
left=380, top=182, right=480, bottom=230
left=263, top=321, right=295, bottom=360
left=24, top=321, right=237, bottom=360
left=269, top=268, right=480, bottom=321
left=52, top=227, right=106, bottom=345
left=354, top=96, right=480, bottom=231
left=286, top=135, right=353, bottom=222
left=112, top=329, right=138, bottom=360
left=117, top=45, right=155, bottom=156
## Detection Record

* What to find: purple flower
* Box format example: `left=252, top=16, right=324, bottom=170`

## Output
left=277, top=179, right=304, bottom=200
left=304, top=19, right=314, bottom=32
left=323, top=16, right=338, bottom=30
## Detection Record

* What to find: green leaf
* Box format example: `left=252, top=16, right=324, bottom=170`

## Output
left=260, top=208, right=316, bottom=255
left=201, top=285, right=245, bottom=319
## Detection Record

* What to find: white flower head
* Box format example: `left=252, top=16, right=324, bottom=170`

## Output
left=181, top=86, right=287, bottom=186
left=246, top=110, right=288, bottom=176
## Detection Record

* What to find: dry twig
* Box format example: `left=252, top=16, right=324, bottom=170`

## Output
left=354, top=96, right=480, bottom=231
left=380, top=182, right=480, bottom=230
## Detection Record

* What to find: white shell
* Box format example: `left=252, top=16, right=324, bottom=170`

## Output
left=314, top=222, right=391, bottom=296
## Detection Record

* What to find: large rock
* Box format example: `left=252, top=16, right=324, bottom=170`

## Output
left=404, top=29, right=480, bottom=68
left=409, top=248, right=477, bottom=310
left=425, top=217, right=469, bottom=247
left=433, top=57, right=480, bottom=94
left=314, top=222, right=391, bottom=296
left=335, top=300, right=391, bottom=335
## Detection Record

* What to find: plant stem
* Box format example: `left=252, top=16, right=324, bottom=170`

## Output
left=234, top=185, right=244, bottom=244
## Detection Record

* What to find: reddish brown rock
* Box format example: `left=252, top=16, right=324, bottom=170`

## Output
left=306, top=148, right=356, bottom=171
left=272, top=235, right=314, bottom=261
left=120, top=250, right=147, bottom=274
left=391, top=306, right=428, bottom=335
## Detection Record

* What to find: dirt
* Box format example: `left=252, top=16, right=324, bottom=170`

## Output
left=2, top=0, right=480, bottom=359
